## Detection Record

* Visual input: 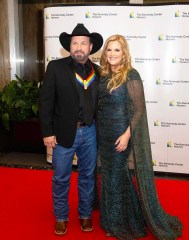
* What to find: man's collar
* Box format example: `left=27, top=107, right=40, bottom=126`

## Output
left=72, top=58, right=91, bottom=68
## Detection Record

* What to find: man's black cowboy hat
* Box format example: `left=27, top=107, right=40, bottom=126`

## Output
left=59, top=23, right=103, bottom=54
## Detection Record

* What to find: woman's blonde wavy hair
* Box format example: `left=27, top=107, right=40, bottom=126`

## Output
left=100, top=35, right=132, bottom=93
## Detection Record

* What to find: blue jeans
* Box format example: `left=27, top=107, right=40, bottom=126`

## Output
left=52, top=122, right=97, bottom=221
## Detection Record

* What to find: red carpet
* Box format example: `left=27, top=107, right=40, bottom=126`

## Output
left=0, top=167, right=188, bottom=240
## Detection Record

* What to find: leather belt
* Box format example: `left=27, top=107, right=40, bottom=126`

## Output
left=77, top=121, right=87, bottom=128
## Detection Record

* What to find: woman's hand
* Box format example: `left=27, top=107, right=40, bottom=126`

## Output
left=43, top=136, right=57, bottom=148
left=115, top=126, right=131, bottom=152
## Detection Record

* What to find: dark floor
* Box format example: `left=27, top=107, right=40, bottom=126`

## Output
left=0, top=151, right=79, bottom=171
left=0, top=152, right=52, bottom=170
left=0, top=152, right=188, bottom=180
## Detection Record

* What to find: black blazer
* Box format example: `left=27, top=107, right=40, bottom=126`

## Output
left=39, top=56, right=100, bottom=148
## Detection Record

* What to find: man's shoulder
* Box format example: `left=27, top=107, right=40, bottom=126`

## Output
left=46, top=56, right=72, bottom=70
left=91, top=61, right=99, bottom=67
left=50, top=56, right=71, bottom=64
left=90, top=61, right=100, bottom=72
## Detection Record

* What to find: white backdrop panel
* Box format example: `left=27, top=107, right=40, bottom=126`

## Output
left=44, top=4, right=189, bottom=174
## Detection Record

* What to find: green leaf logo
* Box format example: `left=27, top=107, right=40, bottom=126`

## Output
left=175, top=11, right=180, bottom=17
left=172, top=57, right=177, bottom=63
left=130, top=11, right=135, bottom=18
left=156, top=78, right=161, bottom=85
left=169, top=100, right=175, bottom=106
left=154, top=120, right=159, bottom=126
left=45, top=13, right=50, bottom=19
left=158, top=34, right=164, bottom=41
left=85, top=11, right=91, bottom=18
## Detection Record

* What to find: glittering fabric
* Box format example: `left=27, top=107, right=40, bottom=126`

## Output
left=97, top=68, right=182, bottom=240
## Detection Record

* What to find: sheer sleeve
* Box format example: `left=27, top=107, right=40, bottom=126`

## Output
left=127, top=69, right=146, bottom=132
left=127, top=68, right=182, bottom=240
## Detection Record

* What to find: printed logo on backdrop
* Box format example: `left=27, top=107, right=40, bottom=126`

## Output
left=167, top=140, right=189, bottom=149
left=152, top=159, right=157, bottom=166
left=158, top=161, right=184, bottom=168
left=154, top=120, right=187, bottom=128
left=171, top=56, right=189, bottom=64
left=169, top=99, right=189, bottom=108
left=152, top=158, right=184, bottom=169
left=145, top=100, right=158, bottom=104
left=85, top=12, right=90, bottom=18
left=91, top=56, right=101, bottom=63
left=175, top=10, right=189, bottom=18
left=45, top=13, right=50, bottom=19
left=175, top=10, right=180, bottom=17
left=45, top=36, right=59, bottom=42
left=158, top=33, right=189, bottom=41
left=84, top=11, right=117, bottom=18
left=135, top=58, right=160, bottom=63
left=46, top=55, right=60, bottom=62
left=151, top=147, right=157, bottom=166
left=45, top=12, right=74, bottom=19
left=129, top=11, right=162, bottom=19
left=156, top=78, right=189, bottom=85
left=156, top=78, right=161, bottom=85
left=150, top=142, right=157, bottom=167
left=125, top=35, right=146, bottom=41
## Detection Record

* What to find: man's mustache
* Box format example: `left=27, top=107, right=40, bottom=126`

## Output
left=74, top=51, right=84, bottom=54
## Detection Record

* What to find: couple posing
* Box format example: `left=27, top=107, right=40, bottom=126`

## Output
left=39, top=24, right=182, bottom=240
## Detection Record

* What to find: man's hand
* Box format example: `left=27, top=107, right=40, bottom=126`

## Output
left=43, top=136, right=57, bottom=148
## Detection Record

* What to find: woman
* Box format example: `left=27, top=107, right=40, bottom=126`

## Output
left=97, top=35, right=182, bottom=240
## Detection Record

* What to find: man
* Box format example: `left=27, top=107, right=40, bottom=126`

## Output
left=39, top=23, right=103, bottom=235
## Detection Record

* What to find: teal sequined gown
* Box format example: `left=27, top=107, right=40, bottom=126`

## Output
left=97, top=69, right=182, bottom=240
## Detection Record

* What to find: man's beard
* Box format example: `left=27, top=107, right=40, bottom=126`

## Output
left=71, top=51, right=90, bottom=62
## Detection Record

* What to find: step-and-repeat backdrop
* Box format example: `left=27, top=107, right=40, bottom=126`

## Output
left=44, top=4, right=189, bottom=174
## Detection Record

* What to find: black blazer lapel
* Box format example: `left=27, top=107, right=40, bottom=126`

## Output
left=67, top=58, right=80, bottom=94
